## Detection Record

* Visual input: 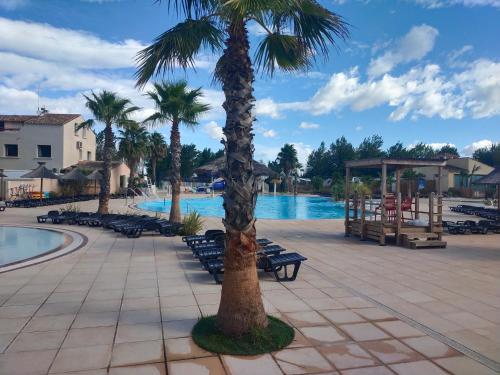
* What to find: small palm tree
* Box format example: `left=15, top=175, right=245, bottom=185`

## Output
left=143, top=81, right=209, bottom=223
left=118, top=122, right=150, bottom=189
left=277, top=144, right=300, bottom=193
left=136, top=0, right=349, bottom=336
left=81, top=91, right=139, bottom=214
left=149, top=132, right=168, bottom=186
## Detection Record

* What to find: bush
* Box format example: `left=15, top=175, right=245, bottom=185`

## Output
left=180, top=211, right=204, bottom=236
left=311, top=176, right=324, bottom=193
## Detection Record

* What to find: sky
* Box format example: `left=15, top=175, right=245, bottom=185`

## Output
left=0, top=0, right=499, bottom=166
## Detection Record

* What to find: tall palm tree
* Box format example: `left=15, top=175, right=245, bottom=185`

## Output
left=149, top=132, right=168, bottom=186
left=118, top=122, right=150, bottom=189
left=136, top=0, right=349, bottom=336
left=143, top=81, right=209, bottom=223
left=81, top=91, right=139, bottom=214
left=277, top=144, right=300, bottom=193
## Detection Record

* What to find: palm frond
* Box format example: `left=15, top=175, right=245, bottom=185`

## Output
left=135, top=18, right=224, bottom=87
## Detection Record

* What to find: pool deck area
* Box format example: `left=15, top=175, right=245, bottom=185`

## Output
left=0, top=198, right=499, bottom=374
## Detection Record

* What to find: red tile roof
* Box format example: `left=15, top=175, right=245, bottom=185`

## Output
left=0, top=113, right=81, bottom=125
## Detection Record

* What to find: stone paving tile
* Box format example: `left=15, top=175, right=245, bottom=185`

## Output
left=0, top=349, right=58, bottom=375
left=49, top=344, right=111, bottom=373
left=375, top=320, right=426, bottom=338
left=222, top=354, right=283, bottom=375
left=7, top=330, right=67, bottom=352
left=72, top=311, right=119, bottom=328
left=115, top=323, right=162, bottom=344
left=320, top=309, right=365, bottom=324
left=119, top=309, right=162, bottom=325
left=434, top=356, right=498, bottom=375
left=402, top=336, right=460, bottom=358
left=0, top=332, right=16, bottom=353
left=352, top=308, right=394, bottom=321
left=111, top=340, right=164, bottom=367
left=389, top=359, right=449, bottom=374
left=165, top=337, right=213, bottom=360
left=339, top=323, right=390, bottom=342
left=340, top=366, right=394, bottom=375
left=50, top=370, right=107, bottom=375
left=0, top=317, right=29, bottom=334
left=24, top=314, right=75, bottom=332
left=0, top=304, right=39, bottom=318
left=167, top=356, right=226, bottom=375
left=299, top=326, right=347, bottom=346
left=162, top=306, right=201, bottom=322
left=62, top=326, right=116, bottom=348
left=361, top=339, right=423, bottom=364
left=317, top=342, right=378, bottom=370
left=108, top=363, right=167, bottom=375
left=284, top=310, right=330, bottom=327
left=273, top=347, right=333, bottom=374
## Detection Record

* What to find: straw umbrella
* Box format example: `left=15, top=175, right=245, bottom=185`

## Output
left=475, top=167, right=500, bottom=211
left=0, top=169, right=6, bottom=201
left=86, top=170, right=103, bottom=196
left=21, top=162, right=59, bottom=201
left=60, top=168, right=89, bottom=201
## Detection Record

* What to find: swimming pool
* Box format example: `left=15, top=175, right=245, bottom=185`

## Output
left=138, top=195, right=345, bottom=220
left=0, top=226, right=74, bottom=269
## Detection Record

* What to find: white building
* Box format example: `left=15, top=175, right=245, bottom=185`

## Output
left=0, top=113, right=96, bottom=172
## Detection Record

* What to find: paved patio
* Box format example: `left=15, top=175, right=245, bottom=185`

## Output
left=0, top=199, right=499, bottom=374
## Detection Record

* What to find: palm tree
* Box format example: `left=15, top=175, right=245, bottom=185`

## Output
left=143, top=81, right=210, bottom=223
left=149, top=132, right=168, bottom=186
left=118, top=122, right=150, bottom=189
left=277, top=144, right=300, bottom=193
left=81, top=91, right=139, bottom=214
left=136, top=1, right=349, bottom=336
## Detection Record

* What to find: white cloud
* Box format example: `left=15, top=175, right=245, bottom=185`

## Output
left=203, top=121, right=225, bottom=141
left=299, top=122, right=320, bottom=130
left=262, top=129, right=278, bottom=138
left=462, top=139, right=496, bottom=155
left=428, top=142, right=456, bottom=150
left=368, top=25, right=439, bottom=78
left=255, top=98, right=283, bottom=119
left=355, top=125, right=363, bottom=131
left=448, top=45, right=473, bottom=67
left=291, top=142, right=314, bottom=168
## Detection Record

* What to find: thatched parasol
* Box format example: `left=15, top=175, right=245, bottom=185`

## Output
left=475, top=167, right=500, bottom=211
left=86, top=170, right=103, bottom=195
left=60, top=168, right=88, bottom=182
left=21, top=162, right=59, bottom=201
left=195, top=156, right=277, bottom=177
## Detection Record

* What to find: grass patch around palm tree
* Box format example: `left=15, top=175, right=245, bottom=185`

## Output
left=192, top=315, right=294, bottom=355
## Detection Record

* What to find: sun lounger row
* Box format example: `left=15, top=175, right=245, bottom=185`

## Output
left=182, top=230, right=307, bottom=284
left=7, top=195, right=96, bottom=208
left=37, top=211, right=182, bottom=237
left=443, top=220, right=500, bottom=234
left=450, top=205, right=500, bottom=221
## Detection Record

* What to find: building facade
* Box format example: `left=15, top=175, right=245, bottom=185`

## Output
left=0, top=113, right=96, bottom=172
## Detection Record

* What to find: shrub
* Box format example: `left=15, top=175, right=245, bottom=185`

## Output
left=311, top=176, right=324, bottom=193
left=180, top=211, right=204, bottom=236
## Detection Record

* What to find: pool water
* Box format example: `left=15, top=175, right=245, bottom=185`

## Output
left=138, top=195, right=345, bottom=220
left=0, top=226, right=67, bottom=267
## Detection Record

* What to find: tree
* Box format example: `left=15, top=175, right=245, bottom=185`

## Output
left=136, top=0, right=349, bottom=336
left=197, top=147, right=224, bottom=167
left=387, top=142, right=410, bottom=159
left=81, top=91, right=138, bottom=214
left=149, top=132, right=168, bottom=186
left=277, top=144, right=300, bottom=193
left=408, top=142, right=436, bottom=159
left=144, top=81, right=210, bottom=223
left=437, top=144, right=459, bottom=158
left=306, top=142, right=329, bottom=178
left=329, top=136, right=356, bottom=179
left=473, top=144, right=500, bottom=166
left=180, top=144, right=200, bottom=179
left=357, top=135, right=385, bottom=159
left=118, top=122, right=150, bottom=189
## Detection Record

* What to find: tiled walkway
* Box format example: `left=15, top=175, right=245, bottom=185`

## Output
left=0, top=200, right=499, bottom=374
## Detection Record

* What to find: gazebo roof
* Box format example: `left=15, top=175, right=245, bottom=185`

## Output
left=21, top=164, right=59, bottom=179
left=60, top=168, right=88, bottom=182
left=346, top=157, right=447, bottom=169
left=195, top=156, right=277, bottom=177
left=474, top=168, right=500, bottom=185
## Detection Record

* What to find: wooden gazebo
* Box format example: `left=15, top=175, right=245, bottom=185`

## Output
left=345, top=158, right=447, bottom=249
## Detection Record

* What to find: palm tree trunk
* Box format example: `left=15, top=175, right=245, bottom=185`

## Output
left=128, top=160, right=136, bottom=190
left=216, top=21, right=268, bottom=336
left=98, top=123, right=112, bottom=214
left=152, top=158, right=157, bottom=186
left=169, top=120, right=182, bottom=223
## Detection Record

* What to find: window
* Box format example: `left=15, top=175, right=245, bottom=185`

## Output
left=82, top=127, right=87, bottom=139
left=0, top=121, right=4, bottom=131
left=74, top=123, right=78, bottom=135
left=87, top=151, right=92, bottom=161
left=37, top=145, right=51, bottom=158
left=4, top=144, right=18, bottom=157
left=79, top=149, right=83, bottom=160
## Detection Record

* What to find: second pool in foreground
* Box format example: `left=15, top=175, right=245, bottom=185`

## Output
left=138, top=195, right=345, bottom=220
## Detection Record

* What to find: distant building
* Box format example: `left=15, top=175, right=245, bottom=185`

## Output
left=0, top=113, right=96, bottom=172
left=75, top=160, right=130, bottom=194
left=414, top=157, right=494, bottom=197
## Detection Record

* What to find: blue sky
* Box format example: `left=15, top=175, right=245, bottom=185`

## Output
left=0, top=0, right=499, bottom=165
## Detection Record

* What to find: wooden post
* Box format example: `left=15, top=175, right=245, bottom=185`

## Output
left=353, top=191, right=358, bottom=220
left=396, top=169, right=402, bottom=245
left=361, top=194, right=366, bottom=240
left=345, top=167, right=351, bottom=237
left=437, top=166, right=442, bottom=196
left=437, top=194, right=443, bottom=240
left=429, top=192, right=435, bottom=234
left=415, top=192, right=420, bottom=220
left=380, top=163, right=387, bottom=246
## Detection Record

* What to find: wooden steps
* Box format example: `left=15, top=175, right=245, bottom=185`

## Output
left=406, top=239, right=447, bottom=249
left=401, top=232, right=446, bottom=249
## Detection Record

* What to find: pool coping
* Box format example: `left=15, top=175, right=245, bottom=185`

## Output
left=0, top=225, right=87, bottom=274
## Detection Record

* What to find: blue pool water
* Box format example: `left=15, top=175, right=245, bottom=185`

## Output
left=0, top=226, right=66, bottom=266
left=138, top=195, right=345, bottom=220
